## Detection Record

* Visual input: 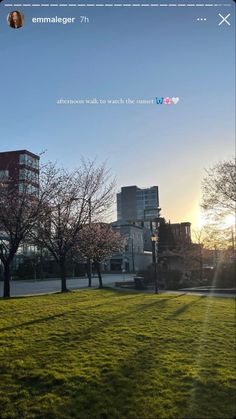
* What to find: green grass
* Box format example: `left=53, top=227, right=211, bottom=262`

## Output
left=0, top=290, right=235, bottom=419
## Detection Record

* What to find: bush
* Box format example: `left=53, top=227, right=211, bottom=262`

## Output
left=138, top=265, right=184, bottom=290
left=163, top=270, right=183, bottom=290
left=138, top=265, right=155, bottom=283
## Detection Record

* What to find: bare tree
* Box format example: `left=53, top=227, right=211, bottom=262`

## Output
left=203, top=224, right=234, bottom=250
left=35, top=160, right=115, bottom=293
left=201, top=158, right=236, bottom=220
left=0, top=173, right=51, bottom=298
left=191, top=225, right=235, bottom=275
left=78, top=223, right=125, bottom=288
left=191, top=229, right=208, bottom=281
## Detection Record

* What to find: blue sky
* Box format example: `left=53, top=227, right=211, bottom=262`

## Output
left=0, top=1, right=235, bottom=227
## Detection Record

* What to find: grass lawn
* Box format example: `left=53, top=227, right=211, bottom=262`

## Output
left=0, top=290, right=235, bottom=419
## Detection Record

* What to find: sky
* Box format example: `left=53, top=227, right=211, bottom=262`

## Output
left=0, top=1, right=235, bottom=228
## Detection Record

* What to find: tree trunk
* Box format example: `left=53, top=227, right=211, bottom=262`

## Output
left=200, top=249, right=203, bottom=282
left=60, top=260, right=68, bottom=293
left=3, top=263, right=11, bottom=298
left=96, top=261, right=103, bottom=289
left=87, top=259, right=92, bottom=287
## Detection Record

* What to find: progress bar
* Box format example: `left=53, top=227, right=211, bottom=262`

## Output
left=3, top=3, right=233, bottom=7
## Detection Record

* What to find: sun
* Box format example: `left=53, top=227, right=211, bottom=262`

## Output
left=223, top=214, right=235, bottom=228
left=196, top=210, right=208, bottom=229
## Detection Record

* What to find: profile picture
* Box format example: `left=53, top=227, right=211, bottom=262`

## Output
left=7, top=11, right=24, bottom=29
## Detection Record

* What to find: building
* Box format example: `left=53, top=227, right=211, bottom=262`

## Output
left=0, top=150, right=40, bottom=275
left=170, top=222, right=191, bottom=245
left=108, top=220, right=152, bottom=273
left=116, top=185, right=161, bottom=255
left=0, top=149, right=39, bottom=195
left=117, top=185, right=160, bottom=227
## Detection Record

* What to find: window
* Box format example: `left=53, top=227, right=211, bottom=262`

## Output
left=19, top=169, right=26, bottom=180
left=19, top=183, right=39, bottom=196
left=0, top=170, right=9, bottom=180
left=19, top=168, right=39, bottom=183
left=19, top=154, right=39, bottom=170
left=19, top=183, right=26, bottom=193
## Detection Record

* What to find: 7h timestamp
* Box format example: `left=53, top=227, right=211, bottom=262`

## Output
left=80, top=16, right=90, bottom=24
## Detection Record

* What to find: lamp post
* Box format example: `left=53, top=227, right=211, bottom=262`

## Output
left=129, top=236, right=135, bottom=273
left=151, top=233, right=158, bottom=294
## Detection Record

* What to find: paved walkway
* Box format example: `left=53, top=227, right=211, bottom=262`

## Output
left=0, top=275, right=235, bottom=298
left=0, top=274, right=133, bottom=297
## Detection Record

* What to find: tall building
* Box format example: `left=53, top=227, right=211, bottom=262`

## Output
left=0, top=150, right=39, bottom=195
left=117, top=185, right=160, bottom=225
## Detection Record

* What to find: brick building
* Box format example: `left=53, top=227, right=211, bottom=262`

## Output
left=0, top=150, right=40, bottom=195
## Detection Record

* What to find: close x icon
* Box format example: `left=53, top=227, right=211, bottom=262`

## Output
left=218, top=13, right=231, bottom=26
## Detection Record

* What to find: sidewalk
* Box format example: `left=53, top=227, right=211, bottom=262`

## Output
left=0, top=274, right=133, bottom=297
left=0, top=276, right=235, bottom=298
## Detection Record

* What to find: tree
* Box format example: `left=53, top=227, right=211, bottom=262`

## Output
left=201, top=158, right=236, bottom=220
left=35, top=161, right=115, bottom=293
left=191, top=229, right=206, bottom=281
left=190, top=225, right=235, bottom=280
left=158, top=218, right=176, bottom=254
left=202, top=223, right=234, bottom=251
left=201, top=158, right=236, bottom=265
left=78, top=223, right=125, bottom=288
left=0, top=174, right=51, bottom=298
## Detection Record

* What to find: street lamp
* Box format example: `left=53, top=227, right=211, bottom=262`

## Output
left=129, top=236, right=135, bottom=272
left=151, top=233, right=159, bottom=294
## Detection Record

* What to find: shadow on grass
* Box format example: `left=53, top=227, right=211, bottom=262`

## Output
left=13, top=331, right=169, bottom=419
left=85, top=336, right=235, bottom=419
left=127, top=293, right=187, bottom=314
left=0, top=309, right=82, bottom=332
left=2, top=292, right=235, bottom=419
left=0, top=287, right=140, bottom=303
left=167, top=295, right=206, bottom=319
left=18, top=294, right=191, bottom=349
left=0, top=292, right=148, bottom=333
left=46, top=329, right=235, bottom=419
left=0, top=289, right=144, bottom=332
left=1, top=292, right=191, bottom=340
left=11, top=340, right=236, bottom=419
left=0, top=290, right=71, bottom=302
